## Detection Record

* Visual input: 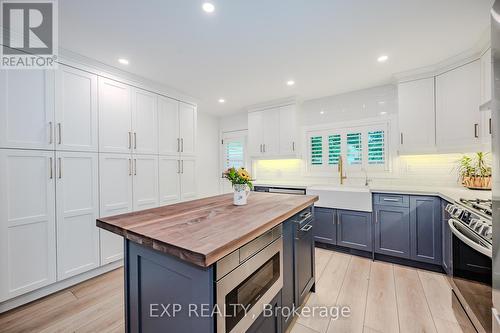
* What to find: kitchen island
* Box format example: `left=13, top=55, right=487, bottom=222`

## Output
left=97, top=192, right=318, bottom=333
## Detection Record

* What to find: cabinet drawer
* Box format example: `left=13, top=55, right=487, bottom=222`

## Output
left=373, top=193, right=409, bottom=207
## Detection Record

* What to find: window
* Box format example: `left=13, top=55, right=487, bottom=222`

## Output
left=328, top=134, right=341, bottom=165
left=307, top=122, right=388, bottom=173
left=224, top=140, right=245, bottom=169
left=368, top=131, right=385, bottom=165
left=310, top=136, right=323, bottom=165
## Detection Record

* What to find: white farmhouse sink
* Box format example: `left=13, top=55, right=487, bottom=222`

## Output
left=306, top=185, right=372, bottom=212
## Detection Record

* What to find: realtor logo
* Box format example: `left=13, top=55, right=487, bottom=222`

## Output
left=1, top=0, right=58, bottom=68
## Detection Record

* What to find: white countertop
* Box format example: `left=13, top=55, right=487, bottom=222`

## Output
left=253, top=180, right=491, bottom=203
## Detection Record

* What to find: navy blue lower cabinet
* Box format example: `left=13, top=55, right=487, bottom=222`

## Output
left=336, top=209, right=372, bottom=251
left=442, top=200, right=453, bottom=274
left=247, top=291, right=282, bottom=333
left=374, top=205, right=411, bottom=259
left=313, top=207, right=337, bottom=245
left=281, top=219, right=295, bottom=330
left=410, top=196, right=442, bottom=265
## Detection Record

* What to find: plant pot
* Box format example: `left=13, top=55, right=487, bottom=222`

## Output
left=233, top=184, right=250, bottom=205
left=462, top=176, right=491, bottom=190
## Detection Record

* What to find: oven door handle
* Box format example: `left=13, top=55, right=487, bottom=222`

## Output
left=448, top=219, right=492, bottom=258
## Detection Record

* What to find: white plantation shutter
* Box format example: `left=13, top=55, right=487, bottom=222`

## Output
left=310, top=135, right=323, bottom=165
left=223, top=139, right=245, bottom=169
left=368, top=130, right=385, bottom=165
left=346, top=132, right=362, bottom=165
left=328, top=134, right=341, bottom=165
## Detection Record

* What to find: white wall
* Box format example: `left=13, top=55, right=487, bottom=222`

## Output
left=219, top=112, right=248, bottom=132
left=196, top=111, right=221, bottom=197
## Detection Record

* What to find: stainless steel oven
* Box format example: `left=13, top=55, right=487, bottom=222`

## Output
left=215, top=225, right=283, bottom=333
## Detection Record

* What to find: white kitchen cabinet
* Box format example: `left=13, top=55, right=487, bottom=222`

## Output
left=436, top=60, right=482, bottom=152
left=98, top=77, right=132, bottom=153
left=0, top=150, right=56, bottom=302
left=132, top=154, right=159, bottom=210
left=158, top=96, right=180, bottom=156
left=480, top=48, right=492, bottom=106
left=55, top=151, right=99, bottom=280
left=279, top=105, right=298, bottom=155
left=159, top=156, right=181, bottom=205
left=262, top=109, right=281, bottom=155
left=398, top=78, right=437, bottom=154
left=0, top=70, right=55, bottom=150
left=132, top=88, right=158, bottom=155
left=179, top=102, right=197, bottom=156
left=55, top=66, right=98, bottom=152
left=99, top=153, right=133, bottom=264
left=248, top=111, right=265, bottom=156
left=180, top=157, right=197, bottom=200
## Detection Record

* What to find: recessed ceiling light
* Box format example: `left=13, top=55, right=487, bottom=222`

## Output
left=286, top=80, right=295, bottom=86
left=218, top=98, right=225, bottom=103
left=202, top=2, right=215, bottom=13
left=320, top=110, right=325, bottom=115
left=380, top=111, right=387, bottom=115
left=377, top=55, right=389, bottom=63
left=118, top=58, right=129, bottom=65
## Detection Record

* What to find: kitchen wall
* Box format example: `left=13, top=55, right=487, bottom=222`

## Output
left=197, top=111, right=221, bottom=197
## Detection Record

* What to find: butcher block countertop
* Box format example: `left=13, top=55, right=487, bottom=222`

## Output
left=97, top=192, right=318, bottom=268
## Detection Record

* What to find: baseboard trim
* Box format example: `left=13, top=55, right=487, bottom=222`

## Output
left=0, top=260, right=123, bottom=313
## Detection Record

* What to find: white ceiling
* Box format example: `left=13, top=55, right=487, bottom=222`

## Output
left=59, top=0, right=493, bottom=116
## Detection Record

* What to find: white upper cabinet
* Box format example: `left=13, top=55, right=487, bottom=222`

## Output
left=179, top=102, right=196, bottom=156
left=0, top=70, right=55, bottom=150
left=158, top=96, right=180, bottom=156
left=55, top=151, right=99, bottom=280
left=98, top=77, right=132, bottom=153
left=279, top=105, right=298, bottom=155
left=159, top=156, right=181, bottom=205
left=132, top=154, right=159, bottom=211
left=436, top=60, right=482, bottom=151
left=0, top=149, right=56, bottom=302
left=55, top=65, right=98, bottom=152
left=99, top=153, right=133, bottom=264
left=480, top=48, right=492, bottom=106
left=248, top=104, right=298, bottom=158
left=180, top=157, right=197, bottom=200
left=398, top=78, right=436, bottom=154
left=131, top=88, right=158, bottom=155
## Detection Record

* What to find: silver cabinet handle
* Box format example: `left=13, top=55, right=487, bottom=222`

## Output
left=292, top=141, right=295, bottom=152
left=128, top=158, right=132, bottom=176
left=263, top=144, right=266, bottom=153
left=400, top=132, right=404, bottom=145
left=134, top=132, right=137, bottom=149
left=49, top=157, right=53, bottom=179
left=300, top=224, right=313, bottom=232
left=134, top=158, right=137, bottom=175
left=58, top=157, right=62, bottom=179
left=49, top=122, right=53, bottom=144
left=489, top=118, right=492, bottom=135
left=58, top=123, right=62, bottom=145
left=181, top=160, right=184, bottom=174
left=177, top=160, right=180, bottom=174
left=177, top=138, right=180, bottom=153
left=474, top=123, right=479, bottom=138
left=383, top=197, right=400, bottom=202
left=375, top=211, right=378, bottom=224
left=181, top=138, right=184, bottom=152
left=128, top=132, right=132, bottom=149
left=259, top=144, right=262, bottom=153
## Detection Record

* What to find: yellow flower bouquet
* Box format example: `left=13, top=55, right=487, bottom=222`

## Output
left=223, top=167, right=253, bottom=205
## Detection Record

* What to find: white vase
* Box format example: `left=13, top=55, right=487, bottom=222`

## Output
left=233, top=184, right=250, bottom=205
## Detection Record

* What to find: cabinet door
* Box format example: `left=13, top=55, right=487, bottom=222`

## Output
left=279, top=105, right=297, bottom=155
left=436, top=60, right=481, bottom=151
left=55, top=152, right=99, bottom=280
left=55, top=65, right=98, bottom=152
left=132, top=154, right=159, bottom=211
left=398, top=78, right=436, bottom=153
left=262, top=109, right=280, bottom=155
left=180, top=158, right=197, bottom=200
left=0, top=70, right=55, bottom=150
left=481, top=48, right=492, bottom=105
left=313, top=207, right=336, bottom=245
left=0, top=150, right=56, bottom=301
left=132, top=88, right=158, bottom=155
left=281, top=219, right=295, bottom=330
left=247, top=291, right=282, bottom=333
left=158, top=96, right=180, bottom=156
left=248, top=111, right=264, bottom=156
left=99, top=153, right=133, bottom=264
left=159, top=156, right=181, bottom=205
left=98, top=77, right=132, bottom=153
left=179, top=102, right=196, bottom=156
left=296, top=222, right=315, bottom=306
left=410, top=196, right=442, bottom=264
left=337, top=210, right=372, bottom=251
left=374, top=206, right=410, bottom=258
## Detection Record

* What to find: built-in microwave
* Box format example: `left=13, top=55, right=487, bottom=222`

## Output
left=215, top=226, right=283, bottom=333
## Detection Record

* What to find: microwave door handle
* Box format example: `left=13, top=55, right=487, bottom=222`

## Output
left=448, top=219, right=492, bottom=258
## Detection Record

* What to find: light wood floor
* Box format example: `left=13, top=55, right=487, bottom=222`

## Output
left=0, top=248, right=476, bottom=333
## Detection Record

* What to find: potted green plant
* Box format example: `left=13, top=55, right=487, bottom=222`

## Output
left=457, top=152, right=492, bottom=190
left=223, top=167, right=254, bottom=205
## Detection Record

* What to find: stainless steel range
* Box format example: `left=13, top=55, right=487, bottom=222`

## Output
left=446, top=198, right=492, bottom=333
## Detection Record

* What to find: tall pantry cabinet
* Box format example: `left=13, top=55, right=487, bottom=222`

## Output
left=0, top=63, right=197, bottom=306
